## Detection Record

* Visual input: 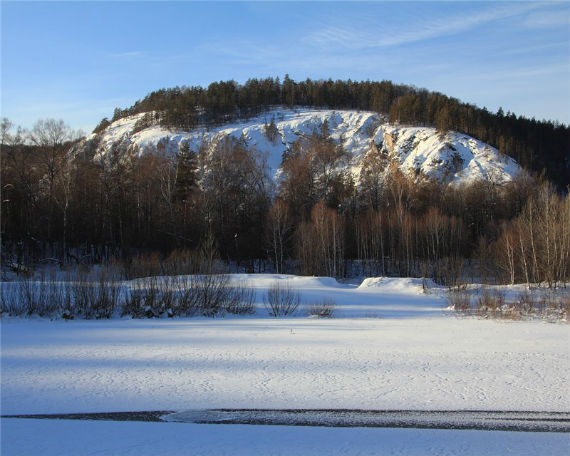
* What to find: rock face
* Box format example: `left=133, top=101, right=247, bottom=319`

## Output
left=81, top=108, right=521, bottom=185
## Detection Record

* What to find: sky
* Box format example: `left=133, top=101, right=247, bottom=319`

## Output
left=1, top=1, right=569, bottom=133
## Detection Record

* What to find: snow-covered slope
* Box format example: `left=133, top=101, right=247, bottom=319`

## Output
left=84, top=108, right=521, bottom=185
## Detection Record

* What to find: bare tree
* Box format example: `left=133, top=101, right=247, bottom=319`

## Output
left=199, top=137, right=271, bottom=261
left=1, top=118, right=13, bottom=148
left=29, top=119, right=75, bottom=247
left=266, top=199, right=293, bottom=273
left=358, top=142, right=389, bottom=210
left=296, top=201, right=344, bottom=277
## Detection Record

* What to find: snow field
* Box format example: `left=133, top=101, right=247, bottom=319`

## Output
left=2, top=274, right=568, bottom=455
left=1, top=286, right=568, bottom=414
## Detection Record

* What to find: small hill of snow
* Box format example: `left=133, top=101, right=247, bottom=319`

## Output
left=228, top=274, right=346, bottom=290
left=357, top=277, right=434, bottom=294
left=83, top=108, right=521, bottom=185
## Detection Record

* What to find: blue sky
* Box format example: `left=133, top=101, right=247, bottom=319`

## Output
left=2, top=1, right=569, bottom=132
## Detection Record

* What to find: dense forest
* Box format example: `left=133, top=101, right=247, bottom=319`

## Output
left=2, top=108, right=569, bottom=286
left=99, top=76, right=569, bottom=191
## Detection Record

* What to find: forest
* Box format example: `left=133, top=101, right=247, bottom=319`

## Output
left=1, top=105, right=569, bottom=287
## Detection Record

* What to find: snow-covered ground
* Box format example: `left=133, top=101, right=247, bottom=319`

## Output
left=3, top=419, right=568, bottom=456
left=84, top=108, right=521, bottom=185
left=2, top=317, right=567, bottom=414
left=2, top=275, right=569, bottom=454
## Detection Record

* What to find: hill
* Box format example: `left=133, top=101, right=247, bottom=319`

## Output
left=96, top=77, right=569, bottom=190
left=83, top=108, right=521, bottom=187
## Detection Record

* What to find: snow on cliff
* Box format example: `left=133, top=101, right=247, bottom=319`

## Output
left=85, top=108, right=521, bottom=185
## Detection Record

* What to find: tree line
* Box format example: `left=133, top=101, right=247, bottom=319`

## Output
left=98, top=76, right=569, bottom=190
left=2, top=117, right=568, bottom=286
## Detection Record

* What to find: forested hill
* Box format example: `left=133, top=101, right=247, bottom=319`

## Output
left=97, top=77, right=569, bottom=190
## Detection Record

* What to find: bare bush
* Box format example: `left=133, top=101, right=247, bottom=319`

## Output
left=171, top=275, right=255, bottom=317
left=224, top=280, right=255, bottom=315
left=157, top=276, right=177, bottom=317
left=446, top=287, right=471, bottom=314
left=0, top=280, right=35, bottom=315
left=72, top=270, right=120, bottom=319
left=476, top=288, right=505, bottom=317
left=517, top=291, right=536, bottom=315
left=264, top=281, right=301, bottom=316
left=122, top=277, right=165, bottom=318
left=16, top=275, right=52, bottom=316
left=449, top=285, right=569, bottom=322
left=1, top=271, right=69, bottom=317
left=43, top=273, right=66, bottom=317
left=122, top=281, right=145, bottom=317
left=72, top=271, right=96, bottom=317
left=556, top=291, right=570, bottom=321
left=1, top=266, right=253, bottom=320
left=539, top=290, right=570, bottom=321
left=192, top=274, right=232, bottom=317
left=173, top=275, right=200, bottom=316
left=94, top=270, right=120, bottom=318
left=308, top=297, right=335, bottom=318
left=0, top=282, right=16, bottom=315
left=22, top=277, right=47, bottom=316
left=121, top=274, right=253, bottom=318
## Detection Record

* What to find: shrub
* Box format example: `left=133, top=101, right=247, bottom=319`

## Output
left=446, top=286, right=471, bottom=314
left=193, top=274, right=232, bottom=317
left=308, top=297, right=335, bottom=318
left=224, top=280, right=255, bottom=315
left=557, top=291, right=570, bottom=321
left=122, top=274, right=254, bottom=318
left=73, top=270, right=120, bottom=319
left=540, top=290, right=570, bottom=321
left=476, top=288, right=505, bottom=317
left=122, top=277, right=165, bottom=318
left=173, top=275, right=200, bottom=316
left=13, top=273, right=62, bottom=317
left=1, top=278, right=42, bottom=316
left=517, top=291, right=536, bottom=316
left=264, top=281, right=301, bottom=316
left=122, top=281, right=145, bottom=317
left=1, top=271, right=72, bottom=318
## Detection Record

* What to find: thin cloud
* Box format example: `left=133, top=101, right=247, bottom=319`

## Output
left=523, top=10, right=570, bottom=28
left=305, top=2, right=543, bottom=51
left=108, top=51, right=145, bottom=59
left=454, top=62, right=569, bottom=84
left=192, top=41, right=284, bottom=66
left=496, top=41, right=569, bottom=57
left=495, top=62, right=569, bottom=80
